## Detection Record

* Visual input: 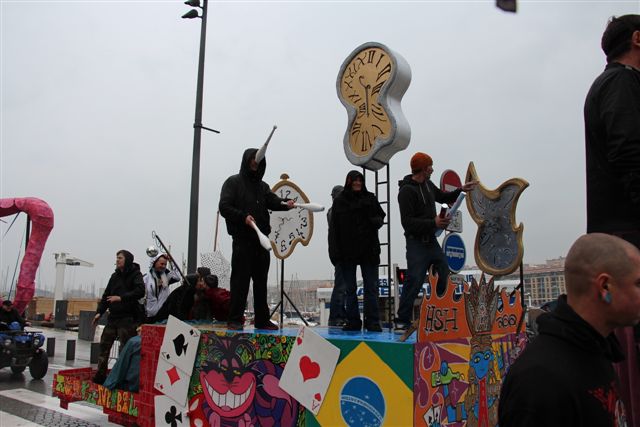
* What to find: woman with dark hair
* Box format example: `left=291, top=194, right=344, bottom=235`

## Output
left=328, top=170, right=385, bottom=332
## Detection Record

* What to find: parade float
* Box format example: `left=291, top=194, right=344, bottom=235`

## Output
left=53, top=41, right=529, bottom=427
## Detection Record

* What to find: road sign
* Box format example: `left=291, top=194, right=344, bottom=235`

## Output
left=440, top=169, right=462, bottom=193
left=446, top=210, right=463, bottom=233
left=443, top=233, right=466, bottom=273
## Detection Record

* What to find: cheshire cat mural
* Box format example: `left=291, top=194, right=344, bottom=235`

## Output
left=187, top=332, right=304, bottom=427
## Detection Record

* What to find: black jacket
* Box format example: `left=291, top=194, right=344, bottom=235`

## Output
left=97, top=263, right=145, bottom=321
left=498, top=295, right=626, bottom=427
left=328, top=171, right=385, bottom=265
left=0, top=308, right=26, bottom=328
left=397, top=175, right=460, bottom=241
left=584, top=62, right=640, bottom=234
left=219, top=148, right=289, bottom=241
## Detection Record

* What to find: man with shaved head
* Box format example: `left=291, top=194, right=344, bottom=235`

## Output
left=499, top=233, right=640, bottom=427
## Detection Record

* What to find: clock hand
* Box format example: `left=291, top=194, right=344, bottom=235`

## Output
left=358, top=75, right=371, bottom=117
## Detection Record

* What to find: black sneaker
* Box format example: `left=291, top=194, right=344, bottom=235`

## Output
left=92, top=373, right=106, bottom=385
left=227, top=321, right=244, bottom=331
left=342, top=321, right=362, bottom=331
left=394, top=321, right=410, bottom=335
left=255, top=321, right=279, bottom=331
left=328, top=319, right=348, bottom=327
left=365, top=324, right=383, bottom=332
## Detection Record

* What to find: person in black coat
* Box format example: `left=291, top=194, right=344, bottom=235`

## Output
left=584, top=15, right=640, bottom=425
left=219, top=148, right=293, bottom=330
left=395, top=152, right=475, bottom=334
left=328, top=170, right=385, bottom=332
left=499, top=233, right=640, bottom=427
left=92, top=250, right=145, bottom=384
left=0, top=300, right=30, bottom=329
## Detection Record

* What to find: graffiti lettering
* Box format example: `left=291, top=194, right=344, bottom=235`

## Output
left=495, top=314, right=517, bottom=329
left=55, top=375, right=64, bottom=393
left=424, top=306, right=459, bottom=333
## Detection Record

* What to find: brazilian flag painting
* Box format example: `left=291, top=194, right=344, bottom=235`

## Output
left=306, top=339, right=414, bottom=427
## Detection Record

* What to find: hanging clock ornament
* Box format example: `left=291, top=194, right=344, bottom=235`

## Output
left=269, top=174, right=315, bottom=260
left=465, top=162, right=529, bottom=276
left=337, top=42, right=412, bottom=171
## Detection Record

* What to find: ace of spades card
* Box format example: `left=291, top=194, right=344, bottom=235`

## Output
left=154, top=357, right=191, bottom=406
left=154, top=394, right=188, bottom=427
left=279, top=326, right=340, bottom=415
left=159, top=315, right=201, bottom=376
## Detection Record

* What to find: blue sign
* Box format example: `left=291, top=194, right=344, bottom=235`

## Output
left=443, top=233, right=466, bottom=273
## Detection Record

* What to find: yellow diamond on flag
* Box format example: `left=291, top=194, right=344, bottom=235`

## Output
left=315, top=342, right=413, bottom=426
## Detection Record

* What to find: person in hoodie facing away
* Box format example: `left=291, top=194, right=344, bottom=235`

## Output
left=395, top=152, right=476, bottom=334
left=499, top=233, right=640, bottom=427
left=219, top=148, right=293, bottom=331
left=328, top=170, right=385, bottom=332
left=143, top=254, right=180, bottom=323
left=92, top=250, right=145, bottom=384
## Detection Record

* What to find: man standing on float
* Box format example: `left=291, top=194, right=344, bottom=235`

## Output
left=219, top=148, right=293, bottom=331
left=395, top=152, right=476, bottom=334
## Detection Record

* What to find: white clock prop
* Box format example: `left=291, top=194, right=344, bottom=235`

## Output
left=269, top=174, right=314, bottom=260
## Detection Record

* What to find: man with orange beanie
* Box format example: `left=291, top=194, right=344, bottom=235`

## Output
left=395, top=152, right=475, bottom=334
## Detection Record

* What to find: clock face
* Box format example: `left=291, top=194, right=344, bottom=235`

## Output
left=269, top=180, right=314, bottom=260
left=339, top=47, right=393, bottom=156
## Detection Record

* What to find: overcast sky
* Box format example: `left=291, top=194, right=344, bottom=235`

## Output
left=2, top=0, right=639, bottom=296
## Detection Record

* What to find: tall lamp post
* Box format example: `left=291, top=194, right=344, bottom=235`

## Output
left=183, top=0, right=218, bottom=273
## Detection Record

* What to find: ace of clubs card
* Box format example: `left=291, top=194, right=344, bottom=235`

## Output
left=154, top=394, right=188, bottom=427
left=279, top=326, right=340, bottom=414
left=159, top=315, right=201, bottom=376
left=154, top=357, right=191, bottom=406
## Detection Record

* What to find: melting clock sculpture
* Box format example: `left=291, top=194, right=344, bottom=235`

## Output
left=336, top=42, right=411, bottom=171
left=465, top=162, right=529, bottom=276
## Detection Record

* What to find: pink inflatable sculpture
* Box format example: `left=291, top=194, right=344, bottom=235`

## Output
left=0, top=198, right=54, bottom=314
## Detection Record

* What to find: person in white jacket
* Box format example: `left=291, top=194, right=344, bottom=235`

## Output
left=143, top=254, right=180, bottom=323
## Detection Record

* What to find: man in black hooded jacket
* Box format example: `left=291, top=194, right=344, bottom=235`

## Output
left=92, top=250, right=145, bottom=384
left=499, top=233, right=640, bottom=427
left=219, top=148, right=293, bottom=330
left=395, top=152, right=475, bottom=334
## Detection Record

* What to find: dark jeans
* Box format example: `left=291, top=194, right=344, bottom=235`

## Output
left=229, top=237, right=270, bottom=325
left=97, top=317, right=137, bottom=377
left=341, top=262, right=380, bottom=326
left=397, top=238, right=449, bottom=323
left=328, top=263, right=347, bottom=323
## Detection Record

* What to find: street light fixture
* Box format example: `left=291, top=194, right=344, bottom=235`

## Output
left=182, top=0, right=219, bottom=274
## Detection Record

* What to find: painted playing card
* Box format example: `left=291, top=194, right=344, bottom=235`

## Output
left=154, top=357, right=191, bottom=406
left=154, top=394, right=188, bottom=427
left=279, top=326, right=340, bottom=414
left=159, top=315, right=201, bottom=376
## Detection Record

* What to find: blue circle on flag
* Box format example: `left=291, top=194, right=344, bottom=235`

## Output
left=443, top=233, right=466, bottom=273
left=339, top=376, right=385, bottom=427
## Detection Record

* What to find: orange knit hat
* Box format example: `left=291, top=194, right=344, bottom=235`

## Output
left=410, top=152, right=433, bottom=173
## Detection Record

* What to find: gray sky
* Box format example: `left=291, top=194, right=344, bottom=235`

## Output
left=2, top=0, right=639, bottom=295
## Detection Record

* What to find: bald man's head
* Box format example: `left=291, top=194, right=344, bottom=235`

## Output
left=564, top=233, right=639, bottom=297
